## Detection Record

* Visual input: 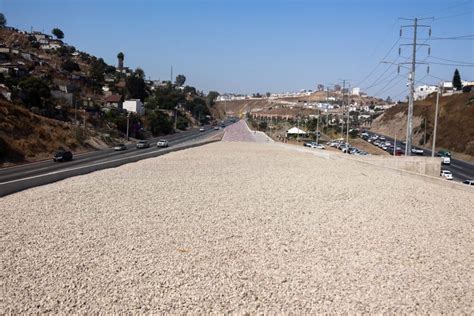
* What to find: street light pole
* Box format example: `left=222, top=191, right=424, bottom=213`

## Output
left=431, top=82, right=441, bottom=157
left=126, top=112, right=130, bottom=141
left=316, top=109, right=320, bottom=144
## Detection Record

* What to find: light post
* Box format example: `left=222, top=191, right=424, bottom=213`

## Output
left=126, top=112, right=130, bottom=141
left=316, top=109, right=320, bottom=144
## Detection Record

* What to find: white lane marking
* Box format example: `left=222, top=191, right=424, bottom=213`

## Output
left=0, top=139, right=206, bottom=186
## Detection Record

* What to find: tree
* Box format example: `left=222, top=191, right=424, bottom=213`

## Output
left=147, top=111, right=173, bottom=135
left=453, top=68, right=462, bottom=91
left=176, top=116, right=189, bottom=130
left=117, top=52, right=124, bottom=70
left=135, top=67, right=145, bottom=78
left=51, top=28, right=64, bottom=39
left=61, top=59, right=80, bottom=72
left=0, top=13, right=6, bottom=27
left=126, top=74, right=147, bottom=101
left=18, top=77, right=51, bottom=108
left=89, top=58, right=107, bottom=83
left=175, top=74, right=186, bottom=87
left=266, top=92, right=271, bottom=98
left=206, top=91, right=219, bottom=107
left=258, top=121, right=268, bottom=131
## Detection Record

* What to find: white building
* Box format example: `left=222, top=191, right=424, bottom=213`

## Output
left=123, top=99, right=144, bottom=114
left=351, top=87, right=360, bottom=96
left=414, top=85, right=438, bottom=100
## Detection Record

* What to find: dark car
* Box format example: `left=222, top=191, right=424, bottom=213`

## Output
left=136, top=140, right=150, bottom=149
left=114, top=144, right=127, bottom=151
left=53, top=150, right=73, bottom=162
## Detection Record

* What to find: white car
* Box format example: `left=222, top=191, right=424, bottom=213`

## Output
left=462, top=179, right=474, bottom=186
left=310, top=143, right=325, bottom=150
left=411, top=148, right=424, bottom=155
left=440, top=170, right=453, bottom=180
left=157, top=139, right=169, bottom=148
left=441, top=156, right=451, bottom=165
left=199, top=127, right=205, bottom=132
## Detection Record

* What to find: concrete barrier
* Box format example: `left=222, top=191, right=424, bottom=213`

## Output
left=353, top=156, right=441, bottom=177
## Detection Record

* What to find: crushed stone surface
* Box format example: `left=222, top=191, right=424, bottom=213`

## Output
left=1, top=141, right=473, bottom=313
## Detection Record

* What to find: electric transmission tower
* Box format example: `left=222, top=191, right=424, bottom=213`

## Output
left=398, top=17, right=433, bottom=156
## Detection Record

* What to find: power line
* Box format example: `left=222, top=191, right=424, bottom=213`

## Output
left=424, top=0, right=473, bottom=16
left=428, top=61, right=474, bottom=67
left=355, top=38, right=400, bottom=87
left=429, top=55, right=474, bottom=65
left=434, top=10, right=474, bottom=21
left=353, top=20, right=400, bottom=87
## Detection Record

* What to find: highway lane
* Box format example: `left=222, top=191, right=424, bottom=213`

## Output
left=0, top=124, right=230, bottom=197
left=365, top=131, right=474, bottom=182
left=0, top=125, right=219, bottom=182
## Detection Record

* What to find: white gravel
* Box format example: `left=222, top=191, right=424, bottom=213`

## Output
left=1, top=142, right=473, bottom=313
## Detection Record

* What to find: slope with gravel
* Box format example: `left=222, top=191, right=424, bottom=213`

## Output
left=1, top=142, right=473, bottom=313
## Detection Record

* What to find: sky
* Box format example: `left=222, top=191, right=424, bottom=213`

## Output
left=2, top=0, right=473, bottom=100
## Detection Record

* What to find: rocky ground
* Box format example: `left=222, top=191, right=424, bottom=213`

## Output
left=1, top=122, right=473, bottom=313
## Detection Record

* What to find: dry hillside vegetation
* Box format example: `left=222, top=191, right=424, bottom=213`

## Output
left=371, top=92, right=474, bottom=156
left=0, top=101, right=102, bottom=165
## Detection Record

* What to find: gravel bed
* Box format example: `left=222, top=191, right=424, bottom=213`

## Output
left=1, top=142, right=473, bottom=313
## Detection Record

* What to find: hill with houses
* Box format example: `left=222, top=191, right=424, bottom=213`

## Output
left=0, top=26, right=217, bottom=165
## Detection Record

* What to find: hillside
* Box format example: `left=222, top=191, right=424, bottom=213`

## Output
left=0, top=27, right=215, bottom=165
left=371, top=92, right=474, bottom=156
left=0, top=100, right=113, bottom=166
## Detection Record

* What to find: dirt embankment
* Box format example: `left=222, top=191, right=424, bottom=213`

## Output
left=371, top=92, right=474, bottom=156
left=0, top=101, right=112, bottom=166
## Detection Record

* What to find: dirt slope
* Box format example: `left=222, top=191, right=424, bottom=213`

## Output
left=0, top=101, right=108, bottom=166
left=371, top=92, right=474, bottom=156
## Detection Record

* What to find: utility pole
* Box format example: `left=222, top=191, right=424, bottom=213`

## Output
left=126, top=112, right=130, bottom=141
left=340, top=79, right=350, bottom=145
left=431, top=82, right=441, bottom=157
left=316, top=109, right=320, bottom=144
left=405, top=17, right=418, bottom=156
left=399, top=17, right=432, bottom=156
left=423, top=116, right=427, bottom=146
left=170, top=65, right=173, bottom=83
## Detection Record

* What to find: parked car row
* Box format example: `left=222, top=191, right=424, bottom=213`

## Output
left=365, top=134, right=403, bottom=156
left=326, top=140, right=368, bottom=156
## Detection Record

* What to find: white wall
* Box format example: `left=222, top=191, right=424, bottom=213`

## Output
left=123, top=100, right=144, bottom=114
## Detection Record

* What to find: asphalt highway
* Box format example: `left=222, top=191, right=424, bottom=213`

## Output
left=366, top=131, right=474, bottom=182
left=0, top=124, right=229, bottom=197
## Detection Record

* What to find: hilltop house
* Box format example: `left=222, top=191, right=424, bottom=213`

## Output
left=123, top=99, right=144, bottom=114
left=105, top=94, right=123, bottom=110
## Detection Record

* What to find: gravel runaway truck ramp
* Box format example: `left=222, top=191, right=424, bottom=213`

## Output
left=222, top=120, right=256, bottom=142
left=1, top=142, right=473, bottom=313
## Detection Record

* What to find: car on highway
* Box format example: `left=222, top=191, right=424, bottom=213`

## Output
left=213, top=126, right=220, bottom=130
left=199, top=127, right=205, bottom=132
left=304, top=141, right=316, bottom=147
left=113, top=144, right=127, bottom=151
left=411, top=148, right=424, bottom=155
left=156, top=140, right=169, bottom=148
left=136, top=140, right=150, bottom=149
left=462, top=179, right=474, bottom=186
left=53, top=150, right=73, bottom=162
left=437, top=150, right=451, bottom=157
left=441, top=156, right=451, bottom=165
left=440, top=170, right=453, bottom=180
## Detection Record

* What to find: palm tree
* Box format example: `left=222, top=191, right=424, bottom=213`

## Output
left=117, top=52, right=124, bottom=71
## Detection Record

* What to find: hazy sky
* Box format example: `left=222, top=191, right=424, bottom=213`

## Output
left=2, top=0, right=473, bottom=100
